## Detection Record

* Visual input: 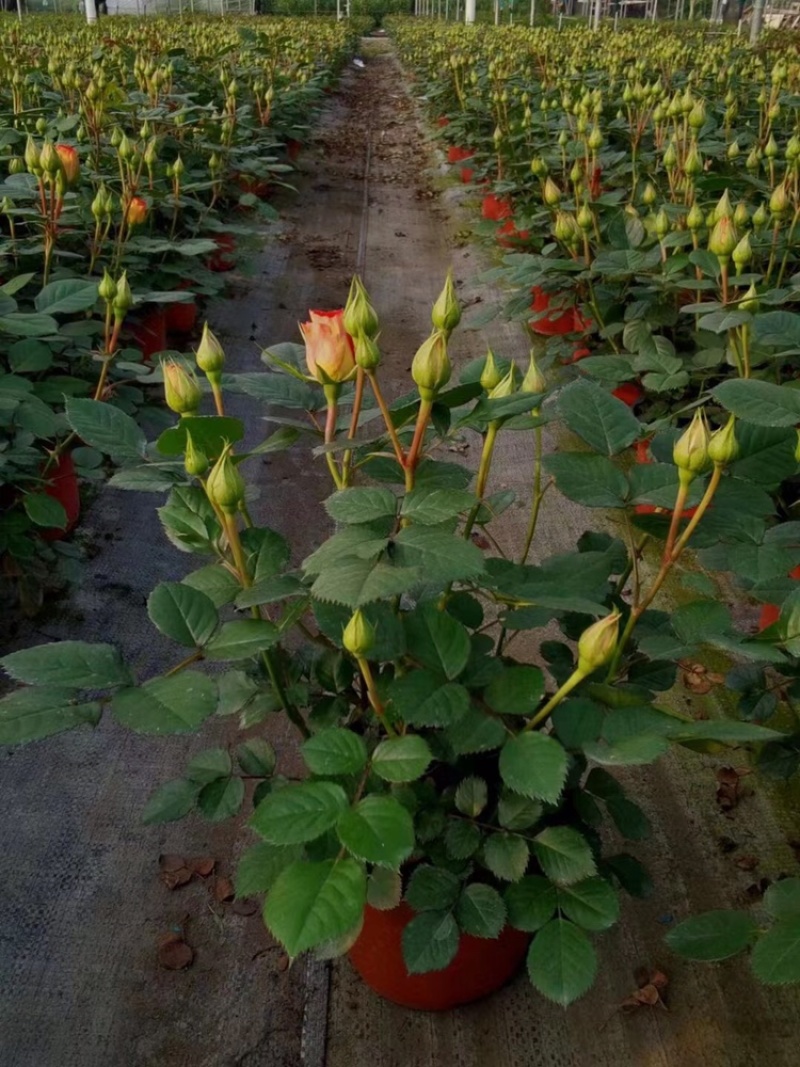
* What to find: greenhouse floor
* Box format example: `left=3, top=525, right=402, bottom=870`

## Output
left=2, top=38, right=799, bottom=1067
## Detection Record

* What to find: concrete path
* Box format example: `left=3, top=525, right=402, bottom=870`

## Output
left=2, top=38, right=799, bottom=1067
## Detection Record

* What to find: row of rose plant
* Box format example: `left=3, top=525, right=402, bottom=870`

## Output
left=0, top=13, right=365, bottom=611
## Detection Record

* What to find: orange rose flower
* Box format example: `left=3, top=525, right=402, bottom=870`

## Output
left=55, top=144, right=80, bottom=186
left=299, top=309, right=356, bottom=384
left=126, top=196, right=148, bottom=227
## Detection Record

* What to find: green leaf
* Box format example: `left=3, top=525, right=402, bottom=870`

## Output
left=156, top=415, right=245, bottom=458
left=2, top=640, right=132, bottom=690
left=499, top=733, right=568, bottom=804
left=533, top=826, right=596, bottom=886
left=324, top=487, right=397, bottom=524
left=386, top=671, right=470, bottom=727
left=400, top=487, right=476, bottom=525
left=485, top=666, right=545, bottom=716
left=23, top=492, right=67, bottom=529
left=236, top=738, right=276, bottom=777
left=204, top=619, right=280, bottom=661
left=406, top=865, right=461, bottom=911
left=235, top=842, right=301, bottom=897
left=367, top=868, right=403, bottom=910
left=497, top=794, right=543, bottom=831
left=236, top=574, right=306, bottom=610
left=447, top=703, right=507, bottom=754
left=35, top=278, right=99, bottom=315
left=605, top=795, right=652, bottom=840
left=558, top=379, right=640, bottom=456
left=558, top=878, right=620, bottom=931
left=505, top=876, right=557, bottom=932
left=456, top=883, right=507, bottom=938
left=147, top=582, right=219, bottom=648
left=182, top=564, right=240, bottom=608
left=111, top=672, right=217, bottom=733
left=551, top=698, right=605, bottom=750
left=0, top=686, right=101, bottom=745
left=402, top=910, right=460, bottom=974
left=544, top=453, right=629, bottom=508
left=404, top=602, right=471, bottom=680
left=372, top=735, right=432, bottom=782
left=0, top=312, right=59, bottom=337
left=251, top=781, right=349, bottom=844
left=141, top=779, right=199, bottom=824
left=527, top=918, right=598, bottom=1006
left=302, top=728, right=367, bottom=776
left=337, top=795, right=415, bottom=869
left=197, top=776, right=245, bottom=822
left=108, top=465, right=184, bottom=493
left=666, top=910, right=758, bottom=961
left=311, top=556, right=418, bottom=608
left=713, top=379, right=800, bottom=428
left=484, top=833, right=529, bottom=881
left=583, top=735, right=670, bottom=766
left=668, top=720, right=784, bottom=746
left=455, top=776, right=488, bottom=817
left=445, top=820, right=482, bottom=859
left=264, top=858, right=367, bottom=957
left=65, top=398, right=146, bottom=463
left=392, top=525, right=485, bottom=586
left=751, top=920, right=800, bottom=985
left=186, top=747, right=232, bottom=784
left=764, top=879, right=800, bottom=921
left=241, top=527, right=291, bottom=583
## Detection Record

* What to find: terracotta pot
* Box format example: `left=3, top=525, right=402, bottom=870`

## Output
left=206, top=233, right=237, bottom=272
left=40, top=452, right=80, bottom=542
left=348, top=902, right=529, bottom=1011
left=481, top=194, right=513, bottom=222
left=759, top=564, right=800, bottom=630
left=128, top=308, right=167, bottom=362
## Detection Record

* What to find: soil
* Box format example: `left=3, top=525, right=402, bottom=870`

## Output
left=2, top=37, right=800, bottom=1067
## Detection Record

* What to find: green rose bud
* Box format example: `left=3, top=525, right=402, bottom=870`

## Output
left=530, top=156, right=548, bottom=179
left=734, top=201, right=750, bottom=229
left=343, top=275, right=380, bottom=340
left=687, top=201, right=705, bottom=233
left=739, top=283, right=759, bottom=313
left=205, top=442, right=245, bottom=515
left=732, top=232, right=752, bottom=273
left=577, top=202, right=594, bottom=232
left=354, top=333, right=381, bottom=373
left=521, top=351, right=546, bottom=395
left=673, top=408, right=711, bottom=485
left=411, top=330, right=451, bottom=402
left=112, top=271, right=133, bottom=322
left=98, top=269, right=116, bottom=303
left=196, top=322, right=225, bottom=379
left=342, top=608, right=376, bottom=659
left=753, top=202, right=769, bottom=231
left=184, top=430, right=209, bottom=477
left=480, top=348, right=503, bottom=391
left=488, top=362, right=518, bottom=400
left=769, top=182, right=790, bottom=220
left=727, top=140, right=740, bottom=161
left=709, top=216, right=738, bottom=264
left=707, top=416, right=738, bottom=468
left=430, top=270, right=461, bottom=337
left=164, top=359, right=202, bottom=416
left=543, top=177, right=561, bottom=207
left=655, top=208, right=670, bottom=240
left=577, top=612, right=621, bottom=676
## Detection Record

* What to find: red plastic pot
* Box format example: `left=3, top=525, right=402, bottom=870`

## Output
left=128, top=307, right=167, bottom=362
left=286, top=138, right=302, bottom=162
left=436, top=116, right=450, bottom=128
left=164, top=282, right=199, bottom=336
left=236, top=174, right=272, bottom=199
left=207, top=233, right=237, bottom=272
left=481, top=194, right=513, bottom=222
left=348, top=902, right=529, bottom=1011
left=447, top=145, right=473, bottom=164
left=460, top=166, right=474, bottom=184
left=497, top=218, right=531, bottom=248
left=759, top=565, right=800, bottom=630
left=529, top=286, right=576, bottom=337
left=40, top=452, right=80, bottom=542
left=612, top=382, right=644, bottom=408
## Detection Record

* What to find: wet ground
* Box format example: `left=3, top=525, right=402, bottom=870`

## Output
left=2, top=38, right=799, bottom=1067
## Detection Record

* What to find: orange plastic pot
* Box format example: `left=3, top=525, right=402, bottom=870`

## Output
left=348, top=902, right=529, bottom=1011
left=759, top=565, right=800, bottom=630
left=40, top=452, right=80, bottom=542
left=481, top=194, right=513, bottom=222
left=207, top=233, right=237, bottom=272
left=128, top=308, right=167, bottom=362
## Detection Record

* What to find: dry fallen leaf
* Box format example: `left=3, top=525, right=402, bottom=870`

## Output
left=158, top=932, right=194, bottom=970
left=189, top=856, right=216, bottom=878
left=158, top=855, right=193, bottom=890
left=213, top=877, right=235, bottom=903
left=232, top=898, right=258, bottom=917
left=276, top=954, right=290, bottom=972
left=734, top=854, right=760, bottom=871
left=716, top=766, right=741, bottom=812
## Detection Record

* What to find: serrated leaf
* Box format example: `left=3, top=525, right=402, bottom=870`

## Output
left=141, top=779, right=199, bottom=824
left=455, top=776, right=488, bottom=817
left=456, top=884, right=507, bottom=938
left=386, top=671, right=470, bottom=727
left=392, top=525, right=485, bottom=585
left=236, top=738, right=276, bottom=777
left=484, top=833, right=529, bottom=882
left=65, top=397, right=146, bottom=463
left=666, top=910, right=758, bottom=961
left=527, top=919, right=598, bottom=1006
left=0, top=686, right=101, bottom=745
left=402, top=910, right=460, bottom=974
left=505, top=876, right=557, bottom=932
left=713, top=379, right=800, bottom=428
left=367, top=868, right=403, bottom=910
left=111, top=672, right=217, bottom=733
left=558, top=379, right=640, bottom=456
left=147, top=582, right=219, bottom=648
left=445, top=819, right=482, bottom=859
left=337, top=796, right=415, bottom=869
left=204, top=619, right=280, bottom=661
left=311, top=556, right=419, bottom=608
left=406, top=865, right=461, bottom=912
left=533, top=826, right=596, bottom=886
left=544, top=453, right=629, bottom=508
left=235, top=842, right=301, bottom=897
left=372, top=736, right=432, bottom=782
left=498, top=794, right=543, bottom=831
left=186, top=747, right=232, bottom=784
left=499, top=733, right=568, bottom=804
left=764, top=878, right=800, bottom=921
left=24, top=492, right=68, bottom=530
left=1, top=640, right=132, bottom=690
left=485, top=666, right=545, bottom=716
left=558, top=878, right=620, bottom=931
left=264, top=858, right=366, bottom=957
left=302, top=728, right=367, bottom=776
left=35, top=278, right=99, bottom=315
left=251, top=781, right=349, bottom=844
left=404, top=602, right=471, bottom=680
left=197, top=776, right=245, bottom=822
left=324, top=487, right=397, bottom=524
left=400, top=487, right=476, bottom=525
left=751, top=920, right=800, bottom=985
left=182, top=564, right=240, bottom=608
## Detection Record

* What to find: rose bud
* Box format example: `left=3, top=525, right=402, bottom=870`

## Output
left=299, top=309, right=357, bottom=385
left=577, top=202, right=594, bottom=232
left=126, top=196, right=148, bottom=227
left=488, top=362, right=518, bottom=400
left=739, top=283, right=759, bottom=313
left=655, top=208, right=670, bottom=240
left=577, top=612, right=621, bottom=677
left=55, top=144, right=80, bottom=186
left=663, top=141, right=678, bottom=169
left=709, top=216, right=738, bottom=265
left=112, top=271, right=133, bottom=322
left=727, top=140, right=740, bottom=160
left=343, top=275, right=379, bottom=340
left=732, top=233, right=752, bottom=273
left=765, top=134, right=779, bottom=160
left=769, top=182, right=789, bottom=220
left=714, top=189, right=733, bottom=222
left=8, top=156, right=25, bottom=176
left=688, top=100, right=706, bottom=130
left=530, top=156, right=548, bottom=178
left=543, top=177, right=561, bottom=207
left=687, top=201, right=705, bottom=233
left=588, top=124, right=603, bottom=151
left=163, top=359, right=202, bottom=416
left=734, top=201, right=750, bottom=229
left=746, top=148, right=761, bottom=173
left=205, top=441, right=245, bottom=515
left=342, top=609, right=375, bottom=659
left=707, top=416, right=738, bottom=468
left=184, top=430, right=209, bottom=478
left=480, top=348, right=503, bottom=391
left=354, top=333, right=381, bottom=373
left=98, top=269, right=116, bottom=304
left=752, top=202, right=769, bottom=231
left=196, top=322, right=225, bottom=380
left=431, top=270, right=461, bottom=337
left=39, top=140, right=61, bottom=177
left=673, top=408, right=711, bottom=485
left=684, top=145, right=703, bottom=177
left=411, top=329, right=451, bottom=402
left=641, top=182, right=657, bottom=208
left=521, top=350, right=546, bottom=395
